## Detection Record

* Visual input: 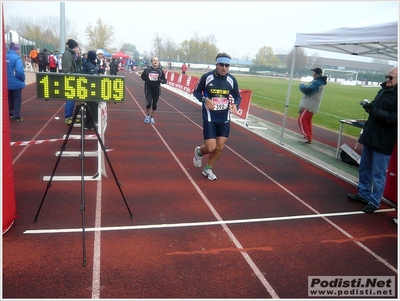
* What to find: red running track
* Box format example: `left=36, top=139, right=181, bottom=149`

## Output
left=3, top=70, right=397, bottom=299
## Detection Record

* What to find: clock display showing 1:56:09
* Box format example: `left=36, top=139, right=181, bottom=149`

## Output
left=36, top=73, right=125, bottom=102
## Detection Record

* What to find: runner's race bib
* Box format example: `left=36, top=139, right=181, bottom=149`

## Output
left=212, top=97, right=229, bottom=110
left=149, top=73, right=159, bottom=81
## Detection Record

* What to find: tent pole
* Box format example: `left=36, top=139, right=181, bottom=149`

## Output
left=279, top=46, right=297, bottom=144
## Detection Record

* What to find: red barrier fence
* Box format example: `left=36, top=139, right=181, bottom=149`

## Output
left=164, top=71, right=252, bottom=121
left=383, top=143, right=397, bottom=204
left=2, top=8, right=17, bottom=233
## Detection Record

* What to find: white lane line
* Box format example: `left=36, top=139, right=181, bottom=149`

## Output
left=226, top=145, right=398, bottom=274
left=141, top=102, right=279, bottom=298
left=12, top=105, right=64, bottom=165
left=161, top=95, right=398, bottom=275
left=23, top=208, right=396, bottom=234
left=91, top=179, right=102, bottom=299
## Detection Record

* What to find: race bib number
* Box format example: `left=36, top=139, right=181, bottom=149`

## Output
left=149, top=73, right=159, bottom=81
left=212, top=97, right=229, bottom=110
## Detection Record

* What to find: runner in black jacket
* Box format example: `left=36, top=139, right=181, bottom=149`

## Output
left=140, top=57, right=167, bottom=125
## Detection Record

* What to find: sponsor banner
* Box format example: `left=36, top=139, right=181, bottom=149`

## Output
left=308, top=276, right=395, bottom=297
left=234, top=89, right=252, bottom=120
left=164, top=71, right=252, bottom=121
left=164, top=71, right=197, bottom=94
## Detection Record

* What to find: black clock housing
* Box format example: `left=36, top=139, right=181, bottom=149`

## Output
left=36, top=73, right=125, bottom=102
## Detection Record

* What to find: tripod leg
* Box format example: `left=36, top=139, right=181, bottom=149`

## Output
left=85, top=105, right=134, bottom=219
left=34, top=105, right=81, bottom=222
left=80, top=104, right=87, bottom=267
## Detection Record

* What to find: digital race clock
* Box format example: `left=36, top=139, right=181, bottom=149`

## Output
left=36, top=73, right=125, bottom=102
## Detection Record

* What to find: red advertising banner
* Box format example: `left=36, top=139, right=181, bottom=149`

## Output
left=235, top=89, right=252, bottom=120
left=164, top=71, right=252, bottom=121
left=164, top=71, right=198, bottom=94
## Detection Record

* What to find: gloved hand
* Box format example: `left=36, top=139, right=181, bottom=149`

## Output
left=160, top=78, right=167, bottom=84
left=363, top=102, right=377, bottom=114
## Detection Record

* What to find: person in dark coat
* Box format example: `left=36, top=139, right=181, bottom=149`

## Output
left=347, top=67, right=398, bottom=213
left=62, top=39, right=82, bottom=125
left=109, top=58, right=119, bottom=75
left=37, top=48, right=48, bottom=72
left=81, top=50, right=99, bottom=130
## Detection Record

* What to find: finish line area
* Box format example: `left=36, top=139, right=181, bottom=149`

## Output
left=24, top=208, right=396, bottom=234
left=4, top=69, right=397, bottom=299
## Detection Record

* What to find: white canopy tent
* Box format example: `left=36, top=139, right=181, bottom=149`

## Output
left=279, top=21, right=398, bottom=143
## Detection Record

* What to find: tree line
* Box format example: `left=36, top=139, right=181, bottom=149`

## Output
left=5, top=15, right=307, bottom=70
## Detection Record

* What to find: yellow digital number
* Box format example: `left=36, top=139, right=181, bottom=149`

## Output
left=100, top=78, right=112, bottom=100
left=39, top=75, right=49, bottom=98
left=76, top=77, right=88, bottom=100
left=65, top=76, right=76, bottom=99
left=113, top=79, right=124, bottom=101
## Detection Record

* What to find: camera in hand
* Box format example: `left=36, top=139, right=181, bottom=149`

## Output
left=359, top=99, right=370, bottom=106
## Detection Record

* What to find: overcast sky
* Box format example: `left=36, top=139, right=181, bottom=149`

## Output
left=2, top=1, right=399, bottom=62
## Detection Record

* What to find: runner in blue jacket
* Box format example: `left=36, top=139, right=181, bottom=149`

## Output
left=192, top=52, right=242, bottom=180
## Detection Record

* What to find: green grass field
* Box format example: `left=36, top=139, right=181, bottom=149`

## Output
left=187, top=71, right=380, bottom=138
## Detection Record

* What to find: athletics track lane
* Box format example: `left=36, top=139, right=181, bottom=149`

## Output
left=2, top=70, right=397, bottom=299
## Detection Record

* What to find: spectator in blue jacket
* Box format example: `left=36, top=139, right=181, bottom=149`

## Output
left=6, top=43, right=26, bottom=122
left=297, top=68, right=327, bottom=144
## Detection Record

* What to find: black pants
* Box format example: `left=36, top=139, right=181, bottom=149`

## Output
left=145, top=89, right=160, bottom=111
left=85, top=102, right=98, bottom=129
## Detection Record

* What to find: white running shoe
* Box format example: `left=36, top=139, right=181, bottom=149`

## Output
left=193, top=146, right=202, bottom=168
left=298, top=138, right=311, bottom=144
left=202, top=167, right=217, bottom=180
left=144, top=115, right=150, bottom=124
left=150, top=117, right=155, bottom=124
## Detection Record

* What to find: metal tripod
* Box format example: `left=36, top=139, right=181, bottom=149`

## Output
left=34, top=102, right=133, bottom=266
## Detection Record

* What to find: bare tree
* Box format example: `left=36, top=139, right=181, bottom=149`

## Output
left=152, top=33, right=163, bottom=60
left=286, top=47, right=307, bottom=72
left=5, top=14, right=78, bottom=51
left=163, top=37, right=178, bottom=62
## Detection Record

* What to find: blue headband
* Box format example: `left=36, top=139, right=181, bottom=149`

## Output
left=216, top=57, right=231, bottom=65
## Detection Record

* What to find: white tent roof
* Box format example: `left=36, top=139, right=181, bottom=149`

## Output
left=295, top=21, right=398, bottom=61
left=279, top=21, right=398, bottom=143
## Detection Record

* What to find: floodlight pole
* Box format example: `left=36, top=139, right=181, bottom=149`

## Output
left=59, top=3, right=66, bottom=54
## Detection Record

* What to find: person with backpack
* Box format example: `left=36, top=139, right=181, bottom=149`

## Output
left=37, top=48, right=48, bottom=72
left=109, top=57, right=119, bottom=75
left=140, top=57, right=167, bottom=124
left=48, top=51, right=57, bottom=72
